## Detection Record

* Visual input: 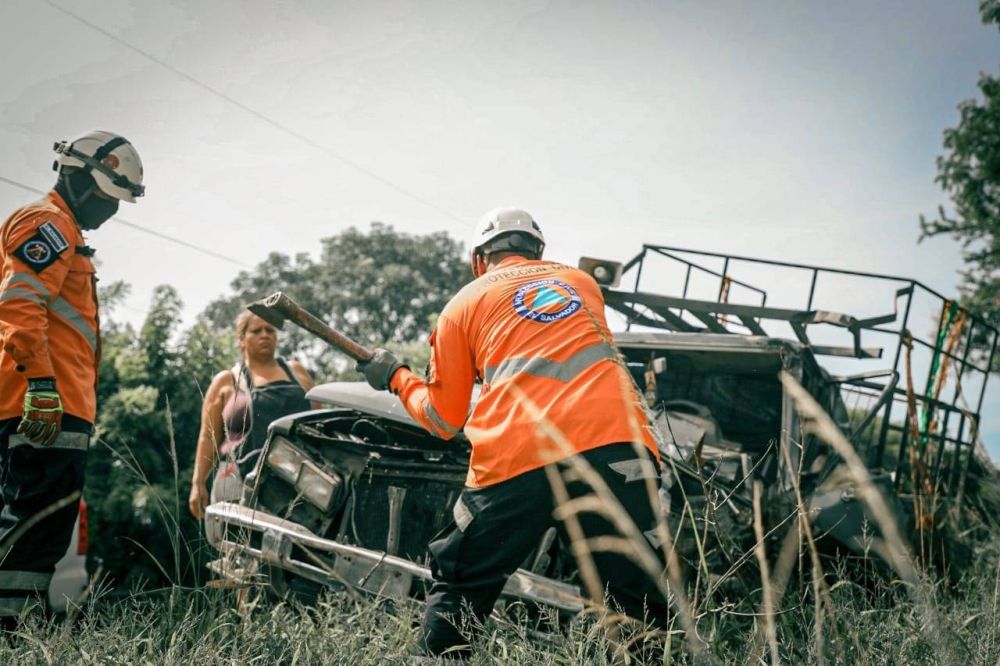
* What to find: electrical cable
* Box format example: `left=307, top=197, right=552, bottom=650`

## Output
left=43, top=0, right=469, bottom=227
left=0, top=174, right=253, bottom=268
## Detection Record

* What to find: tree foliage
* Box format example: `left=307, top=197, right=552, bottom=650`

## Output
left=88, top=284, right=236, bottom=592
left=204, top=222, right=467, bottom=378
left=921, top=3, right=1000, bottom=366
left=983, top=0, right=1000, bottom=27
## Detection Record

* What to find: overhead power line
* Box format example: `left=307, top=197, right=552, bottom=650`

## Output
left=43, top=0, right=469, bottom=227
left=0, top=174, right=253, bottom=268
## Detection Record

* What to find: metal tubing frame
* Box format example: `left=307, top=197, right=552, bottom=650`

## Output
left=918, top=304, right=953, bottom=470
left=647, top=246, right=767, bottom=304
left=832, top=370, right=900, bottom=446
left=806, top=270, right=819, bottom=311
left=876, top=285, right=915, bottom=470
left=976, top=331, right=999, bottom=415
left=613, top=245, right=996, bottom=499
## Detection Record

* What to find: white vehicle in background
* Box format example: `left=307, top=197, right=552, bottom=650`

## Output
left=48, top=498, right=90, bottom=614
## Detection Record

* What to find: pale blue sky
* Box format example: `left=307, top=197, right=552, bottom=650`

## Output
left=1, top=0, right=998, bottom=457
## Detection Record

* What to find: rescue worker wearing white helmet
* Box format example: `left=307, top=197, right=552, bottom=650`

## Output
left=0, top=130, right=144, bottom=624
left=358, top=207, right=669, bottom=660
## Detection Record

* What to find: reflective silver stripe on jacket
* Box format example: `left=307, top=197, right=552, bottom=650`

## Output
left=0, top=570, right=51, bottom=592
left=0, top=272, right=52, bottom=301
left=1, top=272, right=97, bottom=354
left=0, top=286, right=46, bottom=306
left=49, top=296, right=98, bottom=354
left=484, top=342, right=618, bottom=385
left=9, top=431, right=90, bottom=451
left=424, top=403, right=461, bottom=438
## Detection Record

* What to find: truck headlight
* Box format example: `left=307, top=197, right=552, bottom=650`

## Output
left=267, top=437, right=307, bottom=484
left=296, top=461, right=343, bottom=512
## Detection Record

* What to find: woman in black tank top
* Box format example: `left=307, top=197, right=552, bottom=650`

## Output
left=226, top=356, right=312, bottom=479
left=189, top=310, right=315, bottom=520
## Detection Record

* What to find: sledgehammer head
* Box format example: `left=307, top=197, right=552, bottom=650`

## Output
left=246, top=292, right=287, bottom=330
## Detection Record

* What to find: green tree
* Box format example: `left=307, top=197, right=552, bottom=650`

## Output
left=204, top=223, right=468, bottom=377
left=88, top=286, right=231, bottom=592
left=920, top=2, right=1000, bottom=369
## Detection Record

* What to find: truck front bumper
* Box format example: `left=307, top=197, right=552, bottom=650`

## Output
left=206, top=501, right=585, bottom=615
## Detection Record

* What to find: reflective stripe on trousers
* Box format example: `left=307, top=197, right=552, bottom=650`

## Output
left=0, top=571, right=51, bottom=618
left=0, top=596, right=43, bottom=617
left=8, top=431, right=90, bottom=451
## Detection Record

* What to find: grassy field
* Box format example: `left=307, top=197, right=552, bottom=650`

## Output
left=1, top=534, right=997, bottom=666
left=7, top=374, right=995, bottom=665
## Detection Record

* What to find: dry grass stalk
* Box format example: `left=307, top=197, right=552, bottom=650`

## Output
left=659, top=452, right=712, bottom=593
left=710, top=507, right=799, bottom=597
left=786, top=455, right=833, bottom=664
left=751, top=479, right=779, bottom=665
left=581, top=299, right=700, bottom=610
left=769, top=436, right=865, bottom=665
left=779, top=370, right=965, bottom=665
left=902, top=332, right=934, bottom=531
left=541, top=464, right=606, bottom=608
left=0, top=490, right=81, bottom=565
left=506, top=381, right=710, bottom=659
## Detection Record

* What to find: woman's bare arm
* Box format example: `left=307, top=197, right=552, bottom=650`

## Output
left=288, top=360, right=320, bottom=409
left=189, top=370, right=232, bottom=519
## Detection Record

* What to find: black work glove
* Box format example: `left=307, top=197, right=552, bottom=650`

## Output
left=356, top=348, right=409, bottom=392
left=17, top=377, right=63, bottom=446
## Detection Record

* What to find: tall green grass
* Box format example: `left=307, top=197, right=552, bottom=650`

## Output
left=5, top=371, right=998, bottom=664
left=0, top=542, right=997, bottom=666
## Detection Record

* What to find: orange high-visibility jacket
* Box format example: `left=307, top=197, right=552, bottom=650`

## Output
left=392, top=256, right=658, bottom=488
left=0, top=191, right=101, bottom=424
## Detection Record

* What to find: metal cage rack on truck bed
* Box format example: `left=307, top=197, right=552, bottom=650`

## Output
left=591, top=245, right=998, bottom=504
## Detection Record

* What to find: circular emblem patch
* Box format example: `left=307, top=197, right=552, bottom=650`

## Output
left=22, top=240, right=52, bottom=264
left=513, top=279, right=582, bottom=323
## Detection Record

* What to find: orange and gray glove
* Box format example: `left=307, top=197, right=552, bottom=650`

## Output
left=17, top=377, right=63, bottom=446
left=356, top=349, right=409, bottom=392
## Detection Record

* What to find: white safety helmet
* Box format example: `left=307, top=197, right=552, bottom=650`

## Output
left=53, top=130, right=145, bottom=202
left=470, top=207, right=546, bottom=276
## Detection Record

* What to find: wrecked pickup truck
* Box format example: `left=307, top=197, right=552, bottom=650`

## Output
left=205, top=245, right=998, bottom=609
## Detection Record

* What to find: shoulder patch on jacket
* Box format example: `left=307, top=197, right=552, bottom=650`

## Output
left=38, top=221, right=69, bottom=253
left=13, top=232, right=65, bottom=272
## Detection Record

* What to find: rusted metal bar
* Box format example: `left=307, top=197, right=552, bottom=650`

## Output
left=247, top=291, right=374, bottom=362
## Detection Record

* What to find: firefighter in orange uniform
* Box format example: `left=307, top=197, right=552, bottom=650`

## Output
left=358, top=208, right=669, bottom=658
left=0, top=131, right=144, bottom=622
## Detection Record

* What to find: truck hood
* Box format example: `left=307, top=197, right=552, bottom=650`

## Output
left=307, top=381, right=422, bottom=428
left=306, top=381, right=477, bottom=442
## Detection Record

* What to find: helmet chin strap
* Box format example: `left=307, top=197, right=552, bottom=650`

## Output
left=57, top=169, right=98, bottom=211
left=55, top=169, right=119, bottom=230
